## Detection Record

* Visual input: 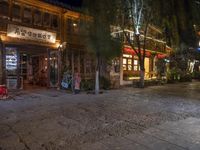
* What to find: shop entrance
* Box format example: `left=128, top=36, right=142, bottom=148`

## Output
left=5, top=46, right=59, bottom=90
left=20, top=53, right=48, bottom=89
left=49, top=50, right=59, bottom=88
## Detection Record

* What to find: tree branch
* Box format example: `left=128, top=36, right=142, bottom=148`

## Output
left=123, top=30, right=139, bottom=56
left=143, top=9, right=152, bottom=63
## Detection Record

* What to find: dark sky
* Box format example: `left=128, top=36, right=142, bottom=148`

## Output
left=57, top=0, right=82, bottom=7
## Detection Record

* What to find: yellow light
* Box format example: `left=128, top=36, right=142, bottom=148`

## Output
left=73, top=23, right=77, bottom=27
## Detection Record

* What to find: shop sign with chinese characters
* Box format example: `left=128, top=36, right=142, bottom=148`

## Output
left=7, top=24, right=56, bottom=43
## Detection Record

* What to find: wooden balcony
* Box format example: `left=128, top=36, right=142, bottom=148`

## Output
left=124, top=38, right=167, bottom=54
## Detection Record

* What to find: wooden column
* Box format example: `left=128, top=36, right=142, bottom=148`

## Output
left=119, top=56, right=123, bottom=86
left=77, top=50, right=80, bottom=73
left=2, top=43, right=6, bottom=85
left=57, top=48, right=61, bottom=90
left=84, top=53, right=86, bottom=77
left=16, top=49, right=20, bottom=89
left=71, top=51, right=74, bottom=92
left=47, top=48, right=50, bottom=88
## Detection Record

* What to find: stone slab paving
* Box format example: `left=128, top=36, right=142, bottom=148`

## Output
left=1, top=83, right=200, bottom=149
left=80, top=117, right=200, bottom=150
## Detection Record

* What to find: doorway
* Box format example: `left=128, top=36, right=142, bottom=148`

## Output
left=49, top=50, right=59, bottom=88
left=5, top=45, right=60, bottom=90
left=19, top=53, right=48, bottom=89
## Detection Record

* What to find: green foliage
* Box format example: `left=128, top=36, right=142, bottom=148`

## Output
left=100, top=76, right=111, bottom=90
left=152, top=0, right=199, bottom=49
left=81, top=77, right=111, bottom=90
left=82, top=0, right=122, bottom=60
left=123, top=71, right=140, bottom=80
left=180, top=73, right=192, bottom=82
left=166, top=68, right=181, bottom=83
left=155, top=59, right=166, bottom=78
left=192, top=71, right=200, bottom=80
left=81, top=79, right=95, bottom=91
left=167, top=68, right=192, bottom=83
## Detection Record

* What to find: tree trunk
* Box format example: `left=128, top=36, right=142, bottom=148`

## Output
left=95, top=69, right=99, bottom=94
left=71, top=51, right=74, bottom=93
left=135, top=34, right=145, bottom=88
left=139, top=59, right=145, bottom=88
left=95, top=55, right=100, bottom=94
left=139, top=68, right=145, bottom=88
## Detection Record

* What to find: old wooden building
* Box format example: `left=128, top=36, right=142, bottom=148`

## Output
left=0, top=0, right=92, bottom=89
left=110, top=25, right=172, bottom=86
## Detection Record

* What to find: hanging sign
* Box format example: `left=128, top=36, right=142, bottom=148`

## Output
left=7, top=24, right=56, bottom=43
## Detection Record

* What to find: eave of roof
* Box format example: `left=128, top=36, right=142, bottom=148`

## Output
left=43, top=0, right=82, bottom=12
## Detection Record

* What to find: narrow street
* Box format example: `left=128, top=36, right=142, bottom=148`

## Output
left=1, top=82, right=200, bottom=150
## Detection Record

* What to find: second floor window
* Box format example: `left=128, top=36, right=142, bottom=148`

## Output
left=12, top=3, right=21, bottom=21
left=67, top=18, right=79, bottom=34
left=23, top=6, right=32, bottom=24
left=34, top=9, right=42, bottom=26
left=0, top=0, right=9, bottom=18
left=51, top=14, right=59, bottom=29
left=43, top=12, right=50, bottom=27
left=67, top=18, right=72, bottom=33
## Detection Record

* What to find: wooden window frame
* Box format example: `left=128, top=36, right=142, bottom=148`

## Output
left=22, top=5, right=32, bottom=25
left=12, top=2, right=21, bottom=22
left=0, top=0, right=10, bottom=19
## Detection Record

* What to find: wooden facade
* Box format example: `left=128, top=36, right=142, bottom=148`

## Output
left=110, top=25, right=172, bottom=86
left=0, top=0, right=93, bottom=89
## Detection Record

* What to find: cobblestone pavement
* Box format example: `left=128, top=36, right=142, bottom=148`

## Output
left=0, top=82, right=200, bottom=150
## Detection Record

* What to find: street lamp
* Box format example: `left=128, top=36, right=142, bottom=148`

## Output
left=59, top=44, right=63, bottom=49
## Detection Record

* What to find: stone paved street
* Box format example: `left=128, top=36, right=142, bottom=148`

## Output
left=1, top=82, right=200, bottom=150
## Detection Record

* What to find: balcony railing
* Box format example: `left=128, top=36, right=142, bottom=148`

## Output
left=111, top=30, right=168, bottom=54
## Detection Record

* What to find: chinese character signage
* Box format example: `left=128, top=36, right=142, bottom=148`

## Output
left=6, top=54, right=17, bottom=70
left=7, top=24, right=56, bottom=43
left=6, top=48, right=17, bottom=71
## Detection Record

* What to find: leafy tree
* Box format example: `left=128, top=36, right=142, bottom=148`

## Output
left=82, top=0, right=122, bottom=94
left=117, top=0, right=155, bottom=88
left=159, top=0, right=200, bottom=75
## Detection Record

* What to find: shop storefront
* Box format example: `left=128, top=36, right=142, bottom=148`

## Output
left=0, top=0, right=96, bottom=91
left=1, top=24, right=60, bottom=90
left=121, top=46, right=168, bottom=82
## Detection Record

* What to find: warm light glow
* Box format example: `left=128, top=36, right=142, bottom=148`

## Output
left=0, top=35, right=7, bottom=41
left=73, top=23, right=77, bottom=27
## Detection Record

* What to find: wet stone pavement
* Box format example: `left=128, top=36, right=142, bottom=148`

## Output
left=0, top=82, right=200, bottom=150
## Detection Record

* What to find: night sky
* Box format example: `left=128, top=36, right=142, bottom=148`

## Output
left=56, top=0, right=82, bottom=7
